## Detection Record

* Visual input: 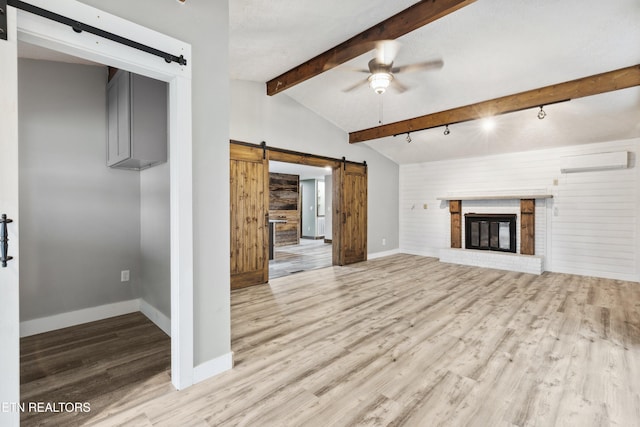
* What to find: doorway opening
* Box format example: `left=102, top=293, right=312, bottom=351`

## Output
left=269, top=161, right=333, bottom=279
left=10, top=2, right=195, bottom=401
left=230, top=140, right=368, bottom=290
left=17, top=43, right=173, bottom=424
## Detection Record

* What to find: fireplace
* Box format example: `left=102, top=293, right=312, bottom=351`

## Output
left=464, top=213, right=517, bottom=253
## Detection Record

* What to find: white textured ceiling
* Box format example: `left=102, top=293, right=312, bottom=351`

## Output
left=230, top=0, right=640, bottom=164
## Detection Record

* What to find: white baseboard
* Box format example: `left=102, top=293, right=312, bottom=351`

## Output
left=367, top=248, right=402, bottom=260
left=550, top=266, right=638, bottom=283
left=20, top=298, right=172, bottom=338
left=193, top=352, right=234, bottom=384
left=20, top=299, right=140, bottom=337
left=400, top=248, right=440, bottom=258
left=139, top=299, right=171, bottom=337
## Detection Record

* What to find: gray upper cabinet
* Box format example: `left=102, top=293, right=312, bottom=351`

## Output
left=107, top=70, right=168, bottom=170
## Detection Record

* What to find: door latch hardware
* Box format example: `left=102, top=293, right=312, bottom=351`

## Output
left=1, top=214, right=14, bottom=267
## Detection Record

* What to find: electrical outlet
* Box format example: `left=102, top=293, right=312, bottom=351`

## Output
left=382, top=238, right=387, bottom=246
left=121, top=270, right=130, bottom=282
left=553, top=178, right=559, bottom=186
left=423, top=203, right=428, bottom=209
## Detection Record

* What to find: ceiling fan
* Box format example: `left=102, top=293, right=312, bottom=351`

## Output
left=343, top=40, right=443, bottom=95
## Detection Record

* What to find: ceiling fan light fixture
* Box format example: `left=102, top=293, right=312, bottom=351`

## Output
left=369, top=72, right=392, bottom=94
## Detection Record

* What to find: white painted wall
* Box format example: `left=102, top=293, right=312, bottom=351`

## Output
left=231, top=80, right=399, bottom=254
left=400, top=138, right=639, bottom=282
left=18, top=59, right=141, bottom=320
left=301, top=179, right=317, bottom=237
left=78, top=0, right=231, bottom=366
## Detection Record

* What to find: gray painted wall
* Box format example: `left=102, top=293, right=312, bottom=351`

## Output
left=301, top=180, right=317, bottom=237
left=324, top=174, right=333, bottom=240
left=230, top=79, right=400, bottom=254
left=18, top=59, right=140, bottom=320
left=140, top=163, right=170, bottom=318
left=78, top=0, right=231, bottom=365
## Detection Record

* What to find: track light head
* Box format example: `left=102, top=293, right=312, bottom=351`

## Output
left=537, top=106, right=547, bottom=120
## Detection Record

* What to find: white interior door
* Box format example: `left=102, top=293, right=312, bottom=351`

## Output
left=0, top=5, right=21, bottom=426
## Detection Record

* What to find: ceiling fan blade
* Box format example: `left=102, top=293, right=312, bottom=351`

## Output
left=376, top=40, right=401, bottom=65
left=391, top=78, right=408, bottom=93
left=342, top=78, right=369, bottom=93
left=391, top=59, right=444, bottom=74
left=342, top=67, right=371, bottom=74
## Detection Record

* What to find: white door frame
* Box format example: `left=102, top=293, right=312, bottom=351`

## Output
left=0, top=5, right=21, bottom=427
left=16, top=0, right=194, bottom=390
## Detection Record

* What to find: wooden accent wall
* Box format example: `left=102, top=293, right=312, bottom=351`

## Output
left=269, top=173, right=299, bottom=210
left=450, top=200, right=462, bottom=248
left=269, top=173, right=299, bottom=247
left=270, top=210, right=299, bottom=247
left=520, top=199, right=535, bottom=255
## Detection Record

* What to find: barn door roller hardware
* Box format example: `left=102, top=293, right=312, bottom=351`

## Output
left=1, top=214, right=13, bottom=267
left=1, top=0, right=187, bottom=66
left=0, top=0, right=7, bottom=41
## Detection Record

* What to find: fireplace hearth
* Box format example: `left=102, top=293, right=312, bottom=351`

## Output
left=465, top=213, right=517, bottom=253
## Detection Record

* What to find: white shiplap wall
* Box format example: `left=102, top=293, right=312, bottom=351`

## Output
left=399, top=138, right=639, bottom=282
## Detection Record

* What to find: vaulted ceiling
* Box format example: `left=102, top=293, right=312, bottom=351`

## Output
left=230, top=0, right=640, bottom=163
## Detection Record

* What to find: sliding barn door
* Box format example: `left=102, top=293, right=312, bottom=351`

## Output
left=230, top=144, right=269, bottom=289
left=333, top=163, right=368, bottom=265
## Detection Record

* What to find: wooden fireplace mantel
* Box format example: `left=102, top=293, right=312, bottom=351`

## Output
left=437, top=192, right=553, bottom=201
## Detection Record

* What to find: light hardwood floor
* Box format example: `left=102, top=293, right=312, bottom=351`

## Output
left=270, top=239, right=333, bottom=279
left=23, top=254, right=640, bottom=426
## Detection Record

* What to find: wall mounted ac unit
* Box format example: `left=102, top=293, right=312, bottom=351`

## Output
left=560, top=151, right=628, bottom=173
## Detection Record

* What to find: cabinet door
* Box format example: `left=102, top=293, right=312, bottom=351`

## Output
left=130, top=74, right=168, bottom=166
left=106, top=71, right=131, bottom=166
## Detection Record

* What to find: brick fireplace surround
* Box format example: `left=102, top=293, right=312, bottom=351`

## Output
left=437, top=192, right=552, bottom=275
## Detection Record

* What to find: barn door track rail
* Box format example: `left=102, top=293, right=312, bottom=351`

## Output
left=1, top=0, right=187, bottom=66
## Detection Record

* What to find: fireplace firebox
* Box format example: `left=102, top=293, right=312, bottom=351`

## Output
left=464, top=213, right=517, bottom=253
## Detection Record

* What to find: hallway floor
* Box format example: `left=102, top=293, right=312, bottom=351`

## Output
left=269, top=238, right=332, bottom=279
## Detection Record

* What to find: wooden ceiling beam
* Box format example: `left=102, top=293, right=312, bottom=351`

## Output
left=349, top=64, right=640, bottom=143
left=266, top=0, right=477, bottom=96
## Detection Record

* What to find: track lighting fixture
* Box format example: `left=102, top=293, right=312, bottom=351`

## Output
left=537, top=106, right=546, bottom=120
left=444, top=125, right=450, bottom=136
